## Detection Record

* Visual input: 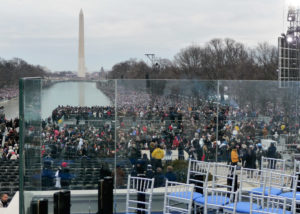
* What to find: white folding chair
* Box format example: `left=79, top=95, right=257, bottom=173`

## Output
left=211, top=163, right=237, bottom=192
left=267, top=171, right=297, bottom=197
left=224, top=167, right=267, bottom=214
left=125, top=175, right=155, bottom=214
left=194, top=163, right=237, bottom=213
left=262, top=156, right=286, bottom=173
left=239, top=167, right=269, bottom=196
left=186, top=159, right=211, bottom=200
left=276, top=171, right=300, bottom=205
left=163, top=180, right=195, bottom=214
left=203, top=188, right=237, bottom=214
left=250, top=194, right=294, bottom=214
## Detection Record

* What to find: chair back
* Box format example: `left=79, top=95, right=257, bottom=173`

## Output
left=239, top=167, right=268, bottom=197
left=250, top=194, right=293, bottom=214
left=125, top=175, right=155, bottom=214
left=267, top=171, right=297, bottom=194
left=163, top=180, right=194, bottom=214
left=261, top=156, right=285, bottom=173
left=211, top=163, right=237, bottom=192
left=187, top=159, right=210, bottom=194
left=203, top=188, right=237, bottom=214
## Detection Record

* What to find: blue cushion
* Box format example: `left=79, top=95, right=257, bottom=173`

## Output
left=169, top=191, right=203, bottom=200
left=252, top=208, right=291, bottom=214
left=193, top=192, right=203, bottom=200
left=225, top=202, right=261, bottom=213
left=250, top=187, right=282, bottom=196
left=194, top=195, right=230, bottom=205
left=279, top=191, right=300, bottom=200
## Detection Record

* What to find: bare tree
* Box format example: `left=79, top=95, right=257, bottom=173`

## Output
left=106, top=38, right=278, bottom=81
left=252, top=42, right=278, bottom=80
left=174, top=45, right=203, bottom=78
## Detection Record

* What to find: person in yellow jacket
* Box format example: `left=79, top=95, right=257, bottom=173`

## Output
left=152, top=146, right=165, bottom=169
left=152, top=147, right=165, bottom=159
left=231, top=147, right=239, bottom=166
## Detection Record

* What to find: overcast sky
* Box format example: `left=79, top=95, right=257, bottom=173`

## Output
left=0, top=0, right=291, bottom=72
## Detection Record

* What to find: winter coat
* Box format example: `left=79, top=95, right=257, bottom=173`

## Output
left=231, top=149, right=239, bottom=163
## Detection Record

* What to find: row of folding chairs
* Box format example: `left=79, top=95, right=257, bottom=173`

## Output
left=126, top=175, right=195, bottom=214
left=125, top=161, right=238, bottom=214
left=125, top=158, right=299, bottom=214
left=190, top=159, right=299, bottom=214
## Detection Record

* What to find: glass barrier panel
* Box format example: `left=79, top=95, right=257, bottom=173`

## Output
left=20, top=79, right=116, bottom=214
left=19, top=78, right=42, bottom=214
left=219, top=80, right=298, bottom=170
left=116, top=79, right=218, bottom=202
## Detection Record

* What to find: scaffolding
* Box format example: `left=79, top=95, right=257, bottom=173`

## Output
left=279, top=6, right=300, bottom=88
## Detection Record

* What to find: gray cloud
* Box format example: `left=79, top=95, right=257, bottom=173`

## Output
left=0, top=0, right=285, bottom=71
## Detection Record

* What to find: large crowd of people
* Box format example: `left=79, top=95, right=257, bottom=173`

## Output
left=2, top=84, right=300, bottom=199
left=115, top=88, right=297, bottom=165
left=51, top=106, right=114, bottom=123
left=0, top=113, right=19, bottom=161
left=0, top=87, right=18, bottom=102
left=42, top=115, right=115, bottom=160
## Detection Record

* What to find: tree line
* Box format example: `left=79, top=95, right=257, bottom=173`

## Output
left=0, top=57, right=47, bottom=88
left=107, top=38, right=278, bottom=80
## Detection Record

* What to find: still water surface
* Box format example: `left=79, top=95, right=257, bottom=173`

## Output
left=2, top=81, right=111, bottom=119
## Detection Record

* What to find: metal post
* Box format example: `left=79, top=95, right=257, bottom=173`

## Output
left=216, top=81, right=219, bottom=162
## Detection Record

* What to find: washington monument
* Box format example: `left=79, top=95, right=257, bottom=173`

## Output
left=78, top=9, right=86, bottom=78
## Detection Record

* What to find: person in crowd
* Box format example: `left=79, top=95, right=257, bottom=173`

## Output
left=267, top=142, right=277, bottom=169
left=165, top=149, right=173, bottom=165
left=140, top=153, right=150, bottom=172
left=165, top=166, right=177, bottom=182
left=41, top=164, right=55, bottom=189
left=145, top=164, right=154, bottom=178
left=60, top=162, right=72, bottom=188
left=154, top=167, right=165, bottom=188
left=244, top=145, right=256, bottom=170
left=178, top=142, right=185, bottom=160
left=0, top=193, right=9, bottom=208
left=130, top=165, right=138, bottom=177
left=151, top=145, right=164, bottom=169
left=256, top=143, right=263, bottom=170
left=99, top=163, right=112, bottom=179
left=240, top=144, right=247, bottom=167
left=129, top=143, right=141, bottom=166
left=201, top=143, right=209, bottom=162
left=10, top=151, right=17, bottom=160
left=113, top=165, right=125, bottom=188
left=231, top=146, right=239, bottom=166
left=54, top=167, right=62, bottom=189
